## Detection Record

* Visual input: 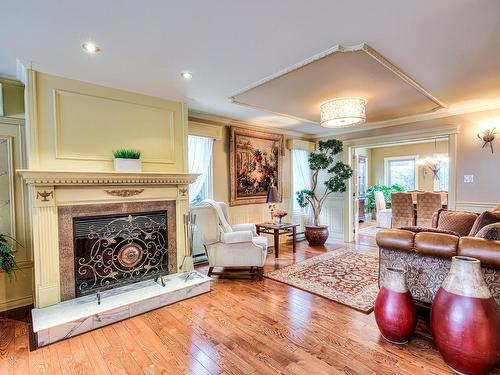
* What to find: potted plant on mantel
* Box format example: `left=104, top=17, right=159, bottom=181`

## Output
left=113, top=149, right=142, bottom=172
left=296, top=139, right=353, bottom=245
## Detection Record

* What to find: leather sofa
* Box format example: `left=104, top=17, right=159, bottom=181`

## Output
left=376, top=229, right=500, bottom=307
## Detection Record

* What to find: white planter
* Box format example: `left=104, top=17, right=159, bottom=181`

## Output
left=114, top=158, right=142, bottom=172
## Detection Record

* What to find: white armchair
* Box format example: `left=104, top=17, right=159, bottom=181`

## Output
left=191, top=200, right=268, bottom=279
left=375, top=191, right=392, bottom=228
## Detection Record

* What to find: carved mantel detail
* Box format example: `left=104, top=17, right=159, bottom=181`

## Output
left=104, top=189, right=144, bottom=198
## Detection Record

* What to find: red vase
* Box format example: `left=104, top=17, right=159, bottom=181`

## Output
left=431, top=256, right=500, bottom=375
left=304, top=225, right=329, bottom=246
left=374, top=267, right=417, bottom=344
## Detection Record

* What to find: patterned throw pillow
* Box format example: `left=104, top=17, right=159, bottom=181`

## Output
left=400, top=226, right=460, bottom=237
left=475, top=222, right=500, bottom=241
left=469, top=211, right=500, bottom=236
left=435, top=209, right=479, bottom=237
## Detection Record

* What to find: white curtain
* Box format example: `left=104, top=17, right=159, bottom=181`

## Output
left=292, top=149, right=311, bottom=214
left=188, top=135, right=213, bottom=204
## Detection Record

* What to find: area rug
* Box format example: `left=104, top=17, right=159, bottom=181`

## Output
left=265, top=248, right=379, bottom=313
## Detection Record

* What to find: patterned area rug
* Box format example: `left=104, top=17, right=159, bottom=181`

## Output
left=265, top=248, right=379, bottom=313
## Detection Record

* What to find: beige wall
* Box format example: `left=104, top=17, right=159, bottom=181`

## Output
left=369, top=140, right=448, bottom=190
left=0, top=77, right=25, bottom=118
left=32, top=72, right=188, bottom=172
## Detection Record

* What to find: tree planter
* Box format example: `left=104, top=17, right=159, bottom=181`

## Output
left=304, top=225, right=329, bottom=246
left=431, top=256, right=500, bottom=375
left=114, top=158, right=142, bottom=172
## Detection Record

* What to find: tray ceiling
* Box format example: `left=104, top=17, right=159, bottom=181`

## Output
left=230, top=44, right=446, bottom=127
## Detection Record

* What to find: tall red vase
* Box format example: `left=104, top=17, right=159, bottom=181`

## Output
left=374, top=267, right=417, bottom=344
left=431, top=256, right=500, bottom=375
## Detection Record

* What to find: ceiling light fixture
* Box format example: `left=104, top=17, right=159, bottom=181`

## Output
left=181, top=71, right=193, bottom=80
left=81, top=41, right=101, bottom=54
left=320, top=97, right=367, bottom=128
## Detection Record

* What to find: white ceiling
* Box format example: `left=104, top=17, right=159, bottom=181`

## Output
left=1, top=0, right=500, bottom=135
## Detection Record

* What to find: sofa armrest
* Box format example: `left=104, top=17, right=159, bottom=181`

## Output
left=414, top=232, right=458, bottom=258
left=376, top=229, right=414, bottom=252
left=458, top=237, right=500, bottom=268
left=221, top=230, right=253, bottom=244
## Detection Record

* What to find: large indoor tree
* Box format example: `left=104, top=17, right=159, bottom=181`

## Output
left=297, top=139, right=353, bottom=226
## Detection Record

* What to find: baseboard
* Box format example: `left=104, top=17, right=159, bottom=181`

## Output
left=0, top=295, right=33, bottom=313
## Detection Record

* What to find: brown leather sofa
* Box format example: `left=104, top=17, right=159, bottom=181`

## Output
left=376, top=229, right=500, bottom=307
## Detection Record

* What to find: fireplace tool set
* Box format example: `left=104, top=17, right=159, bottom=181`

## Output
left=182, top=212, right=202, bottom=282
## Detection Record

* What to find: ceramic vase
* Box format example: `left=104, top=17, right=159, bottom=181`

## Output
left=431, top=256, right=500, bottom=375
left=304, top=225, right=329, bottom=245
left=374, top=267, right=417, bottom=344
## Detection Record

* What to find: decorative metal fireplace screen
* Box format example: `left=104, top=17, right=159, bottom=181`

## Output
left=73, top=211, right=168, bottom=297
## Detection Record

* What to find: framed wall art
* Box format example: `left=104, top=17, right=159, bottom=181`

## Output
left=230, top=127, right=283, bottom=206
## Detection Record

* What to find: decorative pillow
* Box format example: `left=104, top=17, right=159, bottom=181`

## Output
left=400, top=226, right=460, bottom=237
left=436, top=210, right=479, bottom=237
left=469, top=211, right=500, bottom=236
left=475, top=222, right=500, bottom=241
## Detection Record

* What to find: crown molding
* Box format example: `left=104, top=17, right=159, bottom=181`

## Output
left=188, top=110, right=308, bottom=138
left=17, top=170, right=200, bottom=186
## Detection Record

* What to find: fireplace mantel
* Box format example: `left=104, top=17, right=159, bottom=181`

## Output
left=17, top=169, right=199, bottom=186
left=17, top=169, right=198, bottom=308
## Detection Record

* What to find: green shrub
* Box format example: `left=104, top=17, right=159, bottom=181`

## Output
left=366, top=184, right=406, bottom=209
left=112, top=149, right=141, bottom=159
left=0, top=233, right=20, bottom=282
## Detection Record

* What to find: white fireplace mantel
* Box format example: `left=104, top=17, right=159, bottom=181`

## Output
left=17, top=169, right=199, bottom=186
left=17, top=169, right=199, bottom=308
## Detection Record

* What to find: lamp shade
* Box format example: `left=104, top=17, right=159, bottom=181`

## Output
left=266, top=185, right=280, bottom=203
left=320, top=97, right=367, bottom=128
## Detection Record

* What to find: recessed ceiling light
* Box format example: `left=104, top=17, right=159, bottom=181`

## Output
left=81, top=42, right=101, bottom=54
left=181, top=71, right=193, bottom=80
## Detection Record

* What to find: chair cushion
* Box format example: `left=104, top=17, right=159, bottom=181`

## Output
left=458, top=236, right=500, bottom=268
left=414, top=232, right=458, bottom=258
left=475, top=222, right=500, bottom=241
left=376, top=229, right=414, bottom=252
left=469, top=211, right=500, bottom=236
left=435, top=209, right=479, bottom=237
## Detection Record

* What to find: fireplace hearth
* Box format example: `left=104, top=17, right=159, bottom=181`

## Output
left=73, top=211, right=169, bottom=297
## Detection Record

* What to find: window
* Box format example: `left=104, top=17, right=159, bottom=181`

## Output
left=357, top=155, right=367, bottom=198
left=384, top=156, right=417, bottom=190
left=434, top=153, right=449, bottom=191
left=188, top=135, right=213, bottom=205
left=291, top=149, right=311, bottom=214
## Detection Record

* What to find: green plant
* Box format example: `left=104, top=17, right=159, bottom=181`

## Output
left=0, top=233, right=20, bottom=282
left=112, top=149, right=141, bottom=159
left=366, top=184, right=406, bottom=209
left=296, top=139, right=353, bottom=226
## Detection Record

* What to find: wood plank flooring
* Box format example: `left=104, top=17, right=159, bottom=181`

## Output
left=1, top=240, right=499, bottom=374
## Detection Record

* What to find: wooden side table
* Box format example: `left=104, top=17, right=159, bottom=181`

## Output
left=255, top=223, right=298, bottom=258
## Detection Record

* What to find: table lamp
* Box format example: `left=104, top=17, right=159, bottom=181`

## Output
left=266, top=182, right=280, bottom=223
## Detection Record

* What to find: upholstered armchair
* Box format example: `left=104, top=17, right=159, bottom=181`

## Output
left=191, top=200, right=268, bottom=279
left=375, top=191, right=392, bottom=228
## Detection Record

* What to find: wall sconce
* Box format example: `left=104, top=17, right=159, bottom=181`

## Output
left=477, top=125, right=497, bottom=153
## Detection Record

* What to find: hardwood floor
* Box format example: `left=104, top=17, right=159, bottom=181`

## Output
left=1, top=240, right=499, bottom=374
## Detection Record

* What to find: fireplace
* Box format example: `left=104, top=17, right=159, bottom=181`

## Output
left=73, top=211, right=169, bottom=297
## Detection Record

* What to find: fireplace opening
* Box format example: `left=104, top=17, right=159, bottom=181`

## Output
left=73, top=211, right=168, bottom=297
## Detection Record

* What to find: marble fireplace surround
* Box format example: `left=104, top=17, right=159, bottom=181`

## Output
left=58, top=200, right=177, bottom=301
left=17, top=170, right=199, bottom=308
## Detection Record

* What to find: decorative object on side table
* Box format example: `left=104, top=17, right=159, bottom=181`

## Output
left=296, top=139, right=353, bottom=245
left=0, top=233, right=20, bottom=281
left=113, top=149, right=142, bottom=172
left=266, top=182, right=281, bottom=223
left=374, top=267, right=416, bottom=344
left=431, top=256, right=500, bottom=375
left=273, top=210, right=287, bottom=224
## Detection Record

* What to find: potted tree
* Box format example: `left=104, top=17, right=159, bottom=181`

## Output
left=0, top=233, right=20, bottom=281
left=297, top=139, right=353, bottom=245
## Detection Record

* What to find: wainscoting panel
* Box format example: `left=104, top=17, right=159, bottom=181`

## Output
left=319, top=196, right=344, bottom=240
left=455, top=201, right=498, bottom=213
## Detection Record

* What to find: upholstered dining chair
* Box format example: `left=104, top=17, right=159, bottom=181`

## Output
left=434, top=190, right=448, bottom=205
left=191, top=200, right=268, bottom=279
left=375, top=191, right=392, bottom=228
left=390, top=192, right=414, bottom=228
left=416, top=192, right=442, bottom=227
left=407, top=190, right=424, bottom=203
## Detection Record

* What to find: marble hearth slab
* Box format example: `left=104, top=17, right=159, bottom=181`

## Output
left=32, top=271, right=211, bottom=347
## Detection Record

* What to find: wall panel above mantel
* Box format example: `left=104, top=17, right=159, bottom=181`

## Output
left=32, top=71, right=188, bottom=172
